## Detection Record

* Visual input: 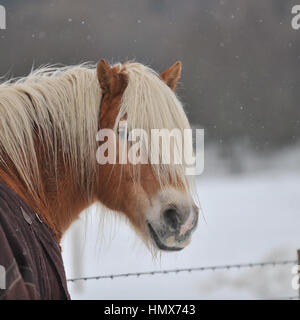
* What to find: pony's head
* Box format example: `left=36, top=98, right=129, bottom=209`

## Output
left=95, top=60, right=199, bottom=251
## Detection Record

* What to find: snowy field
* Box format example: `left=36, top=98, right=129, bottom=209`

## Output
left=62, top=146, right=300, bottom=299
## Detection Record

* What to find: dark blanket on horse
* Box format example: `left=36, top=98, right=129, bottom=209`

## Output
left=0, top=180, right=70, bottom=300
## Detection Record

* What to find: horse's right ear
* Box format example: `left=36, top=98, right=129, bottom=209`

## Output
left=97, top=59, right=114, bottom=94
left=160, top=61, right=182, bottom=91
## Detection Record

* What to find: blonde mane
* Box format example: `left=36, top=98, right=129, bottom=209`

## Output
left=0, top=64, right=101, bottom=201
left=0, top=62, right=194, bottom=205
left=116, top=62, right=193, bottom=191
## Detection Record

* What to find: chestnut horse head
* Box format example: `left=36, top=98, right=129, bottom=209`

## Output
left=0, top=59, right=199, bottom=252
left=95, top=60, right=199, bottom=251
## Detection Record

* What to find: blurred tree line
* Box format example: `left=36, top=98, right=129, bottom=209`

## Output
left=0, top=0, right=299, bottom=151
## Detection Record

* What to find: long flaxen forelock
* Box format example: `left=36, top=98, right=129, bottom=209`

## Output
left=114, top=62, right=195, bottom=193
left=0, top=64, right=101, bottom=203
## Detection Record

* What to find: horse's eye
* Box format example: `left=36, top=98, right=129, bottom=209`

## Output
left=117, top=127, right=128, bottom=140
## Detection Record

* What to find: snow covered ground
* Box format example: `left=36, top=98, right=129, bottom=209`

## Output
left=61, top=146, right=300, bottom=299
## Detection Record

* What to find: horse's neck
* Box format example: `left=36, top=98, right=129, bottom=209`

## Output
left=0, top=153, right=93, bottom=241
left=0, top=68, right=99, bottom=241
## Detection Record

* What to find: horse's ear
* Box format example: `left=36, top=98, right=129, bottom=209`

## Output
left=160, top=61, right=182, bottom=91
left=97, top=59, right=114, bottom=94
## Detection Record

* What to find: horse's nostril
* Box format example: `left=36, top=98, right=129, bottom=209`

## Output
left=163, top=209, right=180, bottom=232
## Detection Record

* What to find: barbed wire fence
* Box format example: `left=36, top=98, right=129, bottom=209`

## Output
left=67, top=254, right=300, bottom=300
left=67, top=259, right=297, bottom=282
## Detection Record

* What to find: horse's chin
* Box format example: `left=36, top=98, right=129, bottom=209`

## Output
left=147, top=222, right=190, bottom=252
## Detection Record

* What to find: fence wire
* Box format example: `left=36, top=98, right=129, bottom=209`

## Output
left=67, top=259, right=298, bottom=282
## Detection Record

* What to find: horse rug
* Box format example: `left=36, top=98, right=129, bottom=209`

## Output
left=0, top=180, right=70, bottom=300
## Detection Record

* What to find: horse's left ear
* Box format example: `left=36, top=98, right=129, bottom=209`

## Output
left=160, top=61, right=182, bottom=91
left=97, top=59, right=114, bottom=94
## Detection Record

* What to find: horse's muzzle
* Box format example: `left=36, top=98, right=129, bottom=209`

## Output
left=147, top=205, right=198, bottom=251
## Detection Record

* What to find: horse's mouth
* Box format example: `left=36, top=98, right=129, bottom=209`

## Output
left=147, top=222, right=184, bottom=251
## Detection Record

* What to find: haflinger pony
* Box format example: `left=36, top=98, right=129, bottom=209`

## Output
left=0, top=59, right=199, bottom=299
